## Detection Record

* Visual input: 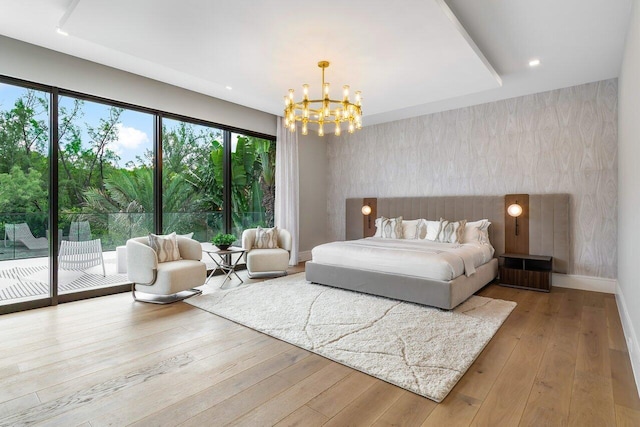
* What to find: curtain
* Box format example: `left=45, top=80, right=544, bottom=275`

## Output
left=275, top=117, right=299, bottom=265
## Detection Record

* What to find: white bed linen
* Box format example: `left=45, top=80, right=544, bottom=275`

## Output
left=311, top=238, right=494, bottom=281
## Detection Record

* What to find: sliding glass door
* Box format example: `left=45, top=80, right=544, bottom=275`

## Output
left=0, top=74, right=275, bottom=313
left=57, top=95, right=154, bottom=296
left=0, top=83, right=51, bottom=305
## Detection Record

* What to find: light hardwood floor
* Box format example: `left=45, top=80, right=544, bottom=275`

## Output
left=1, top=264, right=639, bottom=426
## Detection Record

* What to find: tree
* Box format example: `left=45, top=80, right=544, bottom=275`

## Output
left=0, top=89, right=48, bottom=174
left=0, top=166, right=47, bottom=213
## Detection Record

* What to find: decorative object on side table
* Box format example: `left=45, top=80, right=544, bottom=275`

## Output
left=212, top=233, right=236, bottom=251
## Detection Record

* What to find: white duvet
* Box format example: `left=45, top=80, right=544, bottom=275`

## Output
left=311, top=238, right=495, bottom=281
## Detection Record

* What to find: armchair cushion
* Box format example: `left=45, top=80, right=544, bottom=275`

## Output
left=148, top=232, right=181, bottom=262
left=246, top=248, right=290, bottom=274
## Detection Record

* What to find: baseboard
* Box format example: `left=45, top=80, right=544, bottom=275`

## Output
left=298, top=250, right=312, bottom=262
left=552, top=273, right=616, bottom=294
left=615, top=283, right=640, bottom=397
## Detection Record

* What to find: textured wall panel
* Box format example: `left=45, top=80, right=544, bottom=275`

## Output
left=327, top=80, right=617, bottom=278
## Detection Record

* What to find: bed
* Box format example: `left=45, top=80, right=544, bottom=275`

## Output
left=306, top=194, right=569, bottom=310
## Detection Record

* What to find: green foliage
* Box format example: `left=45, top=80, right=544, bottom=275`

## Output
left=0, top=90, right=48, bottom=174
left=212, top=233, right=236, bottom=246
left=0, top=166, right=47, bottom=213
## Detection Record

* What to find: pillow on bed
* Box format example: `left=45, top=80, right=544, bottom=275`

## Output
left=423, top=220, right=443, bottom=241
left=438, top=219, right=467, bottom=244
left=377, top=216, right=403, bottom=239
left=463, top=219, right=491, bottom=244
left=401, top=219, right=425, bottom=239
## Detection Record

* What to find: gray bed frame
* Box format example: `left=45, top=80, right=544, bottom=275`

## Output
left=306, top=195, right=570, bottom=310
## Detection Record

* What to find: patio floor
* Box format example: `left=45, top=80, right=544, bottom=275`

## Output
left=0, top=251, right=128, bottom=304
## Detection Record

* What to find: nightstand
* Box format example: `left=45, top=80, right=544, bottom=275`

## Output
left=499, top=253, right=552, bottom=292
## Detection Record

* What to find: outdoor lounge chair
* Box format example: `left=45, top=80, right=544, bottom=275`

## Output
left=3, top=223, right=49, bottom=250
left=58, top=239, right=106, bottom=276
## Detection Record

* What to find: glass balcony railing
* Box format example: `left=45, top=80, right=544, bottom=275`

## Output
left=0, top=211, right=270, bottom=262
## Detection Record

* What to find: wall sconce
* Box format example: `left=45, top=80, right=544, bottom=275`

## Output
left=362, top=204, right=372, bottom=228
left=507, top=202, right=523, bottom=236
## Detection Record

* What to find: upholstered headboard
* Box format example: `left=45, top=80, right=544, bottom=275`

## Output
left=345, top=194, right=570, bottom=273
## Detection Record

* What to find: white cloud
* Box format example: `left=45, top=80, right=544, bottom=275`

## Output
left=114, top=123, right=149, bottom=149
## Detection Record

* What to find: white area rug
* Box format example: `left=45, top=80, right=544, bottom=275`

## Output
left=186, top=273, right=516, bottom=402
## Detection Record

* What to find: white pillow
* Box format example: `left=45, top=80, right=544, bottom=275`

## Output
left=373, top=217, right=383, bottom=237
left=401, top=219, right=424, bottom=239
left=378, top=216, right=403, bottom=239
left=438, top=219, right=467, bottom=244
left=423, top=220, right=443, bottom=241
left=463, top=219, right=490, bottom=244
left=148, top=232, right=181, bottom=263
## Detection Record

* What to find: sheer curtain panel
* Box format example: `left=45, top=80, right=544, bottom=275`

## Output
left=275, top=117, right=299, bottom=265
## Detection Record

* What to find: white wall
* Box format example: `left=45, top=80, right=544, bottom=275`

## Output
left=0, top=35, right=276, bottom=136
left=298, top=133, right=328, bottom=255
left=617, top=0, right=640, bottom=393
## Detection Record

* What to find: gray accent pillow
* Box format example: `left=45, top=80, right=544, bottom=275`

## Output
left=255, top=226, right=279, bottom=249
left=148, top=232, right=181, bottom=263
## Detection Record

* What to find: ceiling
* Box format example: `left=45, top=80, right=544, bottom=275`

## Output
left=0, top=0, right=632, bottom=126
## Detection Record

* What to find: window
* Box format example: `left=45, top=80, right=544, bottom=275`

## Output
left=0, top=83, right=50, bottom=305
left=0, top=75, right=275, bottom=312
left=161, top=118, right=224, bottom=241
left=230, top=133, right=275, bottom=238
left=57, top=95, right=154, bottom=295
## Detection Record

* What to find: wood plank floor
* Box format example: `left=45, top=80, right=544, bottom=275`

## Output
left=1, top=264, right=639, bottom=426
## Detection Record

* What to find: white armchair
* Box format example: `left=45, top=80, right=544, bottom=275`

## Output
left=242, top=228, right=292, bottom=278
left=126, top=235, right=206, bottom=303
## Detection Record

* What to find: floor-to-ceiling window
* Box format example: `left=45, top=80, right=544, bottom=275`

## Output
left=57, top=95, right=154, bottom=296
left=0, top=82, right=51, bottom=305
left=0, top=75, right=275, bottom=313
left=230, top=133, right=275, bottom=238
left=161, top=118, right=224, bottom=242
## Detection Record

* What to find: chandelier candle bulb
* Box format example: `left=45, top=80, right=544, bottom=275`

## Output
left=283, top=60, right=362, bottom=136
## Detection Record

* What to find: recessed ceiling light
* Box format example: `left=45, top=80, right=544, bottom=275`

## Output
left=529, top=59, right=541, bottom=67
left=56, top=27, right=68, bottom=36
left=225, top=86, right=233, bottom=90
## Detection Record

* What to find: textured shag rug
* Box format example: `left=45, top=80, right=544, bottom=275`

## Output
left=186, top=273, right=516, bottom=402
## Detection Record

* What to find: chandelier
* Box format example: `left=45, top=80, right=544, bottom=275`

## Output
left=284, top=60, right=362, bottom=136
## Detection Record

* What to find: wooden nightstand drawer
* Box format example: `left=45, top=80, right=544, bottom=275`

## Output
left=499, top=253, right=552, bottom=292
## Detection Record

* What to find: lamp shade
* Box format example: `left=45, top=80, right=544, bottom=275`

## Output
left=507, top=203, right=523, bottom=217
left=361, top=205, right=372, bottom=215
